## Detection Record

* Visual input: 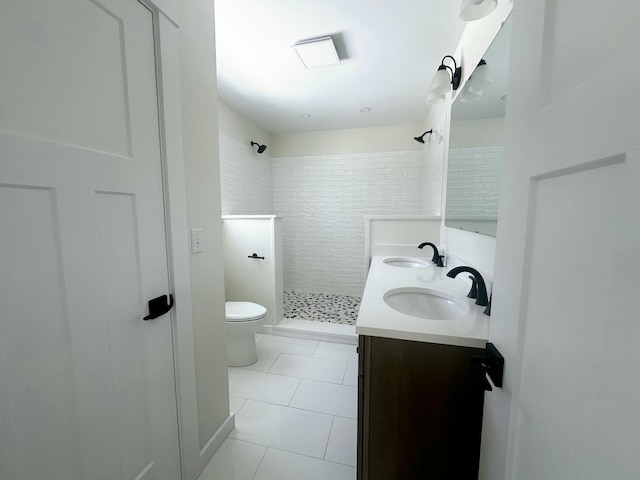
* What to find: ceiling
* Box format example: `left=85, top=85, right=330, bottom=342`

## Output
left=213, top=0, right=468, bottom=134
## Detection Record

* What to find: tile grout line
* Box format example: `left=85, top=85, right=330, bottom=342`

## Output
left=249, top=444, right=269, bottom=480
left=322, top=415, right=336, bottom=461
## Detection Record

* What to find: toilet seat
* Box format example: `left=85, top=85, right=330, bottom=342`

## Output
left=225, top=301, right=267, bottom=322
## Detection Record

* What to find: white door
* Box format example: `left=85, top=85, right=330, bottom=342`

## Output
left=487, top=1, right=640, bottom=479
left=0, top=1, right=181, bottom=479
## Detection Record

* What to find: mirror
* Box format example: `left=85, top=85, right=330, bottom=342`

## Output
left=445, top=17, right=512, bottom=237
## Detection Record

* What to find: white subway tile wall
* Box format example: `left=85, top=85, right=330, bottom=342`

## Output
left=445, top=146, right=502, bottom=219
left=220, top=134, right=273, bottom=214
left=273, top=151, right=423, bottom=297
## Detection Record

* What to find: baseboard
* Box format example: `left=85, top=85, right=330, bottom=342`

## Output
left=262, top=322, right=358, bottom=345
left=196, top=413, right=235, bottom=475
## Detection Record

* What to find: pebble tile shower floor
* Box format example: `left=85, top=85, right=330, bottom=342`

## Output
left=283, top=291, right=361, bottom=325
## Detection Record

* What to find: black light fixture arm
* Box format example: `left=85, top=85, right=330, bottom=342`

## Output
left=440, top=55, right=462, bottom=90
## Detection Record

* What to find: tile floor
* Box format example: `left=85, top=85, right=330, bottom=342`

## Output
left=198, top=334, right=358, bottom=480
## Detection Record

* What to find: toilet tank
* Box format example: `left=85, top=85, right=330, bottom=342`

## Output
left=222, top=215, right=283, bottom=327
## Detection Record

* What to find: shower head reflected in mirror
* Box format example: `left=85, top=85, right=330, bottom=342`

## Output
left=251, top=141, right=267, bottom=154
left=413, top=130, right=433, bottom=144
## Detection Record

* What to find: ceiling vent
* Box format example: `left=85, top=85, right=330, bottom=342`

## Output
left=292, top=36, right=340, bottom=69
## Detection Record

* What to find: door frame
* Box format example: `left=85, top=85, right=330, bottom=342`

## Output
left=141, top=2, right=233, bottom=478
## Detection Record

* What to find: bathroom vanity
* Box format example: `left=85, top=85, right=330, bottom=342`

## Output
left=357, top=335, right=484, bottom=479
left=356, top=255, right=491, bottom=479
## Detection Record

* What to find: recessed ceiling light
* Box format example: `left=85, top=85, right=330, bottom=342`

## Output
left=300, top=114, right=311, bottom=119
left=292, top=36, right=340, bottom=69
left=360, top=107, right=372, bottom=113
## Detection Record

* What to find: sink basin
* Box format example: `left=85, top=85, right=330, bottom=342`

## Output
left=383, top=288, right=469, bottom=320
left=383, top=257, right=431, bottom=268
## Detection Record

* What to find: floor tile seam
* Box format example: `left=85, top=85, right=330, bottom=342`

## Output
left=278, top=401, right=356, bottom=420
left=273, top=351, right=350, bottom=367
left=287, top=375, right=304, bottom=407
left=311, top=354, right=356, bottom=367
left=314, top=345, right=357, bottom=355
left=228, top=394, right=297, bottom=408
left=231, top=366, right=306, bottom=383
left=246, top=399, right=336, bottom=420
left=298, top=377, right=358, bottom=390
left=226, top=432, right=280, bottom=453
left=230, top=433, right=328, bottom=461
left=232, top=397, right=249, bottom=415
left=261, top=444, right=355, bottom=467
left=322, top=415, right=336, bottom=461
left=257, top=367, right=347, bottom=385
left=249, top=446, right=268, bottom=480
left=221, top=438, right=269, bottom=480
left=340, top=362, right=348, bottom=384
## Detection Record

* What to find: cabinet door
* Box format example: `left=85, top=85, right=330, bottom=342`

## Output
left=359, top=336, right=485, bottom=479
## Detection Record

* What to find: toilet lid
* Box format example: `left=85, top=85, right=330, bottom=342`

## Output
left=225, top=301, right=268, bottom=322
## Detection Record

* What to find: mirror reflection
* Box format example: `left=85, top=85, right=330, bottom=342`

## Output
left=445, top=17, right=511, bottom=237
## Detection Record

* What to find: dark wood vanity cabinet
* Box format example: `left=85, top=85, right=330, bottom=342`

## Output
left=357, top=335, right=486, bottom=480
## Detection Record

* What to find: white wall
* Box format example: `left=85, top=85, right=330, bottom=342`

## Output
left=219, top=133, right=273, bottom=214
left=177, top=0, right=230, bottom=463
left=218, top=102, right=274, bottom=215
left=273, top=149, right=424, bottom=297
left=217, top=117, right=434, bottom=298
left=450, top=116, right=505, bottom=147
left=271, top=123, right=423, bottom=156
left=218, top=100, right=271, bottom=147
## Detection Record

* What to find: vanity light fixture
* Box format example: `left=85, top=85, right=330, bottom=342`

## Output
left=413, top=129, right=433, bottom=144
left=426, top=89, right=445, bottom=106
left=460, top=0, right=498, bottom=21
left=467, top=59, right=493, bottom=93
left=429, top=55, right=462, bottom=97
left=251, top=141, right=267, bottom=154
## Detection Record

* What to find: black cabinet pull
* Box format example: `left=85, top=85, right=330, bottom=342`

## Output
left=143, top=294, right=174, bottom=320
left=248, top=253, right=265, bottom=260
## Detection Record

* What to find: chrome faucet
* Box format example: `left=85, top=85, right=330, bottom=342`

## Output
left=417, top=242, right=444, bottom=267
left=446, top=266, right=489, bottom=308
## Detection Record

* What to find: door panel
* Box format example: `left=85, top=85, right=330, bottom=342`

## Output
left=0, top=185, right=82, bottom=479
left=487, top=1, right=640, bottom=479
left=0, top=1, right=180, bottom=479
left=514, top=158, right=632, bottom=478
left=0, top=0, right=131, bottom=156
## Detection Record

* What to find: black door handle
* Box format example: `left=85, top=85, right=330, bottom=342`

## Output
left=143, top=294, right=174, bottom=320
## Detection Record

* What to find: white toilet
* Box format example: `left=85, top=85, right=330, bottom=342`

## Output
left=225, top=301, right=268, bottom=367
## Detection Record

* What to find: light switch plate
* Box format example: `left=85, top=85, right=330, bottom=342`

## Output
left=191, top=228, right=203, bottom=253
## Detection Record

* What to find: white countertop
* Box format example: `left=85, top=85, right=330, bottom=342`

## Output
left=356, top=255, right=490, bottom=348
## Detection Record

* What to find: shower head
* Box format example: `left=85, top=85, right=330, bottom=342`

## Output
left=413, top=130, right=433, bottom=144
left=251, top=141, right=267, bottom=154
